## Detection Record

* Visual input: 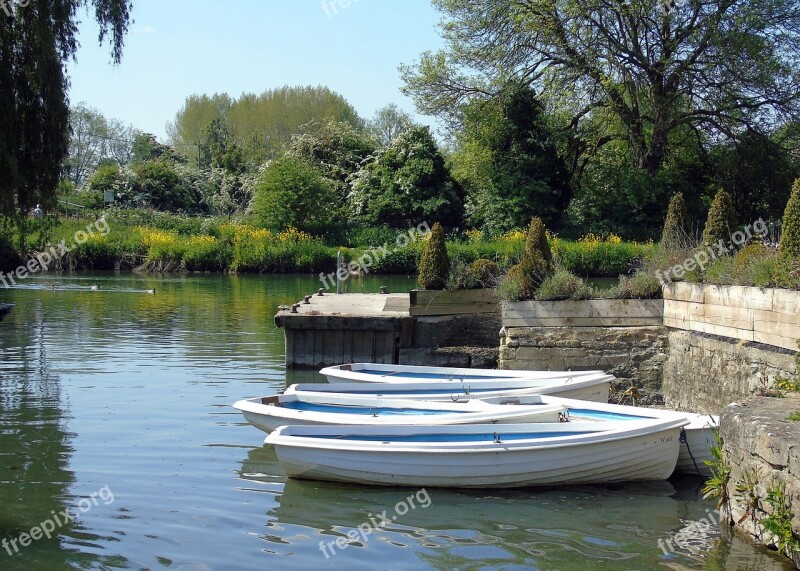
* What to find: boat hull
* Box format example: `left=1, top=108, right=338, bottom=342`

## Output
left=234, top=395, right=566, bottom=434
left=491, top=395, right=718, bottom=477
left=286, top=375, right=613, bottom=404
left=265, top=421, right=685, bottom=488
left=321, top=363, right=607, bottom=385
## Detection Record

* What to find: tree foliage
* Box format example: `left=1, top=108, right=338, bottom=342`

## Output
left=168, top=86, right=362, bottom=167
left=65, top=103, right=137, bottom=187
left=402, top=0, right=800, bottom=175
left=661, top=192, right=691, bottom=250
left=350, top=126, right=465, bottom=229
left=703, top=188, right=736, bottom=247
left=780, top=179, right=800, bottom=259
left=367, top=104, right=415, bottom=147
left=710, top=130, right=797, bottom=224
left=251, top=155, right=338, bottom=232
left=418, top=222, right=449, bottom=289
left=0, top=0, right=132, bottom=216
left=288, top=120, right=376, bottom=202
left=453, top=83, right=571, bottom=234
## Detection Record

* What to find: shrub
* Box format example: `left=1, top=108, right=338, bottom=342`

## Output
left=703, top=188, right=736, bottom=247
left=182, top=236, right=232, bottom=271
left=611, top=270, right=662, bottom=299
left=471, top=259, right=502, bottom=288
left=418, top=222, right=449, bottom=289
left=535, top=270, right=596, bottom=300
left=733, top=242, right=772, bottom=274
left=780, top=178, right=800, bottom=259
left=552, top=234, right=653, bottom=277
left=446, top=259, right=480, bottom=290
left=496, top=263, right=525, bottom=301
left=518, top=217, right=553, bottom=299
left=661, top=192, right=691, bottom=250
left=703, top=256, right=735, bottom=285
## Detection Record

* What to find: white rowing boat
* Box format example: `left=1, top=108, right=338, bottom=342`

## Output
left=285, top=373, right=613, bottom=403
left=479, top=395, right=718, bottom=477
left=264, top=418, right=688, bottom=488
left=233, top=393, right=567, bottom=433
left=320, top=363, right=606, bottom=384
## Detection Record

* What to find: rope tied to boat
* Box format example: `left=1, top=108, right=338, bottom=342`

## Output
left=680, top=428, right=702, bottom=476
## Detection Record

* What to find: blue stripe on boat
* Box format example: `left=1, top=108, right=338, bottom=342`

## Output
left=568, top=408, right=657, bottom=421
left=302, top=431, right=598, bottom=442
left=281, top=402, right=466, bottom=415
left=325, top=387, right=513, bottom=395
left=357, top=370, right=512, bottom=380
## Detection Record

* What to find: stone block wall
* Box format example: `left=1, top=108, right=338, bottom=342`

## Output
left=500, top=325, right=668, bottom=403
left=663, top=330, right=797, bottom=414
left=721, top=397, right=800, bottom=567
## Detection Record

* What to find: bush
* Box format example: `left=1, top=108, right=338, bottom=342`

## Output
left=496, top=264, right=525, bottom=301
left=611, top=270, right=663, bottom=299
left=703, top=256, right=735, bottom=285
left=418, top=222, right=449, bottom=289
left=780, top=178, right=800, bottom=259
left=552, top=234, right=654, bottom=277
left=733, top=242, right=772, bottom=274
left=703, top=188, right=736, bottom=247
left=471, top=259, right=501, bottom=288
left=535, top=270, right=596, bottom=300
left=446, top=259, right=480, bottom=290
left=518, top=217, right=553, bottom=299
left=661, top=192, right=691, bottom=250
left=182, top=236, right=232, bottom=271
left=251, top=155, right=339, bottom=233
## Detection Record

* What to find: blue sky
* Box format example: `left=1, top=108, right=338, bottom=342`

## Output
left=67, top=0, right=444, bottom=141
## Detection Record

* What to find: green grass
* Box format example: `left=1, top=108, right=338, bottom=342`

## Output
left=0, top=211, right=656, bottom=277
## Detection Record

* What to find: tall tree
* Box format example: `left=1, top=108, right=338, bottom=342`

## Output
left=65, top=103, right=137, bottom=186
left=0, top=0, right=132, bottom=216
left=368, top=104, right=415, bottom=147
left=455, top=83, right=571, bottom=233
left=402, top=0, right=800, bottom=175
left=288, top=120, right=376, bottom=202
left=169, top=86, right=362, bottom=166
left=350, top=126, right=465, bottom=229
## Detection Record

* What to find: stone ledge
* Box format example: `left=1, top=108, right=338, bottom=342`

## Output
left=721, top=396, right=800, bottom=566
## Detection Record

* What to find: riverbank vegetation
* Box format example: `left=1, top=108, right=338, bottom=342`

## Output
left=2, top=2, right=799, bottom=306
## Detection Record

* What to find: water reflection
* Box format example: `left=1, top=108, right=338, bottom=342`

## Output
left=240, top=456, right=792, bottom=571
left=0, top=272, right=793, bottom=570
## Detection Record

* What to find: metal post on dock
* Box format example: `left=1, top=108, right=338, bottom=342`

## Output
left=336, top=249, right=343, bottom=294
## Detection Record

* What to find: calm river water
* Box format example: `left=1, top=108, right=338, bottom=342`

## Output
left=0, top=273, right=792, bottom=570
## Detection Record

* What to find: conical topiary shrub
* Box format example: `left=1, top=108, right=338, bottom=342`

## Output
left=418, top=222, right=449, bottom=289
left=519, top=217, right=554, bottom=299
left=702, top=188, right=736, bottom=247
left=779, top=178, right=800, bottom=259
left=661, top=192, right=690, bottom=250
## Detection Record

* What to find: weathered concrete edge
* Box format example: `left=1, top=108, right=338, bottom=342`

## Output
left=720, top=397, right=800, bottom=567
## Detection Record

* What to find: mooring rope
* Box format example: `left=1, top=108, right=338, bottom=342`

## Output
left=679, top=428, right=702, bottom=476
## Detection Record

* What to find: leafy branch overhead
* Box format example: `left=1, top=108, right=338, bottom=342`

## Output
left=402, top=0, right=800, bottom=175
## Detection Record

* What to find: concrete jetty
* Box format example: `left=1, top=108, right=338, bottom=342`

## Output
left=275, top=291, right=500, bottom=369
